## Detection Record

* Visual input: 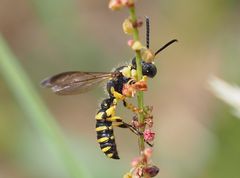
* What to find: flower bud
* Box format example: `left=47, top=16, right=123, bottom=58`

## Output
left=131, top=40, right=144, bottom=51
left=145, top=116, right=153, bottom=128
left=133, top=80, right=147, bottom=91
left=131, top=157, right=141, bottom=167
left=132, top=120, right=140, bottom=128
left=122, top=84, right=136, bottom=97
left=127, top=39, right=134, bottom=47
left=123, top=18, right=134, bottom=34
left=142, top=49, right=155, bottom=62
left=121, top=0, right=135, bottom=7
left=143, top=148, right=153, bottom=158
left=109, top=0, right=123, bottom=10
left=132, top=18, right=143, bottom=28
left=143, top=129, right=155, bottom=142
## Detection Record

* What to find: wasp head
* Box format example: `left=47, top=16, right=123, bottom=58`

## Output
left=131, top=57, right=157, bottom=78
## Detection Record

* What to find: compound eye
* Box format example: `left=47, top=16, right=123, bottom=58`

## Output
left=142, top=62, right=157, bottom=78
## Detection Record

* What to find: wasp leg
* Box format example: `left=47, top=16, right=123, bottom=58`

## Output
left=122, top=100, right=143, bottom=113
left=110, top=87, right=126, bottom=100
left=119, top=122, right=153, bottom=147
left=106, top=116, right=153, bottom=147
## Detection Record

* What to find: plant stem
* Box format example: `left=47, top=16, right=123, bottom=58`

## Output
left=0, top=35, right=89, bottom=178
left=129, top=5, right=145, bottom=153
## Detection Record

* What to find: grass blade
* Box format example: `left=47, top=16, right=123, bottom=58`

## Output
left=0, top=35, right=90, bottom=178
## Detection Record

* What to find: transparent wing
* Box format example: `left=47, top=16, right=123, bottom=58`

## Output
left=41, top=71, right=114, bottom=95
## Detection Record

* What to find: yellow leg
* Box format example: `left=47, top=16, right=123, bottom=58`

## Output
left=123, top=100, right=143, bottom=113
left=106, top=116, right=122, bottom=122
left=110, top=87, right=126, bottom=100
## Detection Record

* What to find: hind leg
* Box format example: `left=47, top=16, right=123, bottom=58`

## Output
left=107, top=116, right=153, bottom=147
left=115, top=121, right=153, bottom=147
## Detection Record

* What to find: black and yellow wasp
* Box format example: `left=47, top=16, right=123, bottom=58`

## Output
left=41, top=18, right=177, bottom=159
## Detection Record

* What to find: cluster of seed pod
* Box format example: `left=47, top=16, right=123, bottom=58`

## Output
left=124, top=148, right=159, bottom=178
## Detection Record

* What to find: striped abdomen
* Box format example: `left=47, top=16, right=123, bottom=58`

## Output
left=96, top=120, right=119, bottom=159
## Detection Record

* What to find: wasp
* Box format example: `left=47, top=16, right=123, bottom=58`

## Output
left=41, top=18, right=177, bottom=159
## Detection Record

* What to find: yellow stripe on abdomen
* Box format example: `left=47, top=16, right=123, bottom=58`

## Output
left=95, top=126, right=108, bottom=132
left=107, top=153, right=113, bottom=158
left=101, top=146, right=111, bottom=153
left=97, top=137, right=109, bottom=143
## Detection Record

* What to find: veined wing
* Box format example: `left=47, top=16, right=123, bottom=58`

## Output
left=41, top=71, right=114, bottom=95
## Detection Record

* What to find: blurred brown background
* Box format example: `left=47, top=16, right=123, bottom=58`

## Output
left=1, top=0, right=240, bottom=178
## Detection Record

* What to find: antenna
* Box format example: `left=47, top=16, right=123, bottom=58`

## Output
left=145, top=17, right=177, bottom=55
left=155, top=39, right=178, bottom=56
left=145, top=16, right=150, bottom=49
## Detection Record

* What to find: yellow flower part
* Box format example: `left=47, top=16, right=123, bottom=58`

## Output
left=122, top=18, right=134, bottom=35
left=131, top=41, right=144, bottom=51
left=142, top=49, right=155, bottom=62
left=109, top=0, right=124, bottom=10
left=123, top=172, right=132, bottom=178
left=120, top=65, right=131, bottom=78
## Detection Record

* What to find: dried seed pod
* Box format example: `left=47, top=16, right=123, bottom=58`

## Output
left=144, top=165, right=160, bottom=177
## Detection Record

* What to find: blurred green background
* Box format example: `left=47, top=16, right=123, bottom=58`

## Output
left=1, top=0, right=240, bottom=178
